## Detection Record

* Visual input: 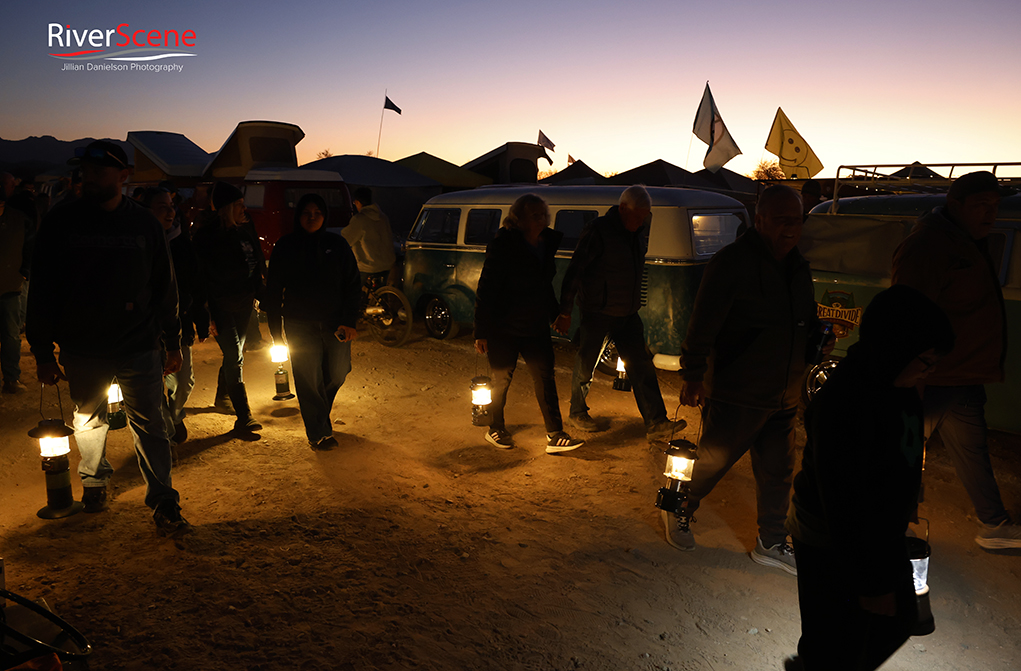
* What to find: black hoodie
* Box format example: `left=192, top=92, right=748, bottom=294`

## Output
left=788, top=285, right=954, bottom=597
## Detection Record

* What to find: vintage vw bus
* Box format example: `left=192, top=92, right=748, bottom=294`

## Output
left=402, top=185, right=749, bottom=371
left=800, top=185, right=1021, bottom=433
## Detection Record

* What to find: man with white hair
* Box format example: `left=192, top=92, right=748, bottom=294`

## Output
left=555, top=185, right=681, bottom=442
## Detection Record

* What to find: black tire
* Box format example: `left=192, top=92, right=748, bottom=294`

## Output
left=595, top=338, right=618, bottom=377
left=424, top=297, right=459, bottom=340
left=366, top=287, right=413, bottom=347
left=802, top=357, right=840, bottom=406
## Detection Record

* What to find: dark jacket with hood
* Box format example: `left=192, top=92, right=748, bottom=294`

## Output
left=263, top=195, right=361, bottom=340
left=680, top=227, right=817, bottom=410
left=166, top=224, right=206, bottom=346
left=788, top=285, right=954, bottom=598
left=192, top=211, right=266, bottom=314
left=558, top=206, right=647, bottom=318
left=27, top=195, right=180, bottom=362
left=474, top=225, right=563, bottom=340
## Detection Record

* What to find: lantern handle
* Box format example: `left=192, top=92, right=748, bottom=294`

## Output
left=38, top=381, right=69, bottom=423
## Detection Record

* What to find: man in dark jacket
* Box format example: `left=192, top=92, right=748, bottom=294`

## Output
left=554, top=185, right=678, bottom=441
left=892, top=170, right=1021, bottom=549
left=787, top=285, right=954, bottom=671
left=0, top=186, right=33, bottom=393
left=26, top=141, right=188, bottom=536
left=263, top=194, right=361, bottom=451
left=668, top=185, right=827, bottom=574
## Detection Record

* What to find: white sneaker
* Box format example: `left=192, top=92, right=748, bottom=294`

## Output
left=976, top=520, right=1021, bottom=549
left=750, top=536, right=797, bottom=576
left=546, top=431, right=584, bottom=454
left=485, top=428, right=513, bottom=449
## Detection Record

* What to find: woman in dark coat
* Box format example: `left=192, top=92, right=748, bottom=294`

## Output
left=263, top=193, right=361, bottom=450
left=473, top=194, right=583, bottom=453
left=192, top=182, right=266, bottom=433
left=786, top=285, right=955, bottom=670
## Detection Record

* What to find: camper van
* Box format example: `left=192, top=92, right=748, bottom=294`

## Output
left=403, top=185, right=749, bottom=371
left=800, top=185, right=1021, bottom=432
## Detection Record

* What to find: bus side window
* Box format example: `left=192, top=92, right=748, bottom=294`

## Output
left=555, top=210, right=599, bottom=251
left=409, top=208, right=461, bottom=243
left=464, top=209, right=502, bottom=246
left=690, top=212, right=744, bottom=256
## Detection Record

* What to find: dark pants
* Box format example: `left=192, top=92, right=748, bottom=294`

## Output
left=0, top=291, right=21, bottom=384
left=286, top=318, right=352, bottom=443
left=210, top=304, right=254, bottom=389
left=924, top=384, right=1008, bottom=526
left=793, top=538, right=917, bottom=671
left=487, top=334, right=563, bottom=433
left=686, top=399, right=796, bottom=546
left=569, top=311, right=666, bottom=427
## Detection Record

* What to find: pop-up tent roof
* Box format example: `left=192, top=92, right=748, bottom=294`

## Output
left=127, top=131, right=210, bottom=182
left=462, top=142, right=552, bottom=184
left=203, top=121, right=304, bottom=180
left=539, top=160, right=607, bottom=185
left=396, top=152, right=492, bottom=189
left=606, top=159, right=715, bottom=189
left=693, top=167, right=757, bottom=194
left=303, top=155, right=440, bottom=188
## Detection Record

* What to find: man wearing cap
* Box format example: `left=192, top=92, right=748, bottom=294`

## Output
left=892, top=170, right=1021, bottom=549
left=26, top=140, right=190, bottom=537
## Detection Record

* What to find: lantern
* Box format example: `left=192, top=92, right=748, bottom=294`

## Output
left=270, top=345, right=295, bottom=401
left=107, top=382, right=126, bottom=430
left=28, top=418, right=82, bottom=519
left=612, top=357, right=631, bottom=392
left=655, top=438, right=698, bottom=515
left=907, top=519, right=935, bottom=636
left=470, top=376, right=492, bottom=426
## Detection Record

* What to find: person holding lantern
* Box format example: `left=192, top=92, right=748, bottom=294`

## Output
left=193, top=182, right=267, bottom=434
left=474, top=194, right=583, bottom=453
left=263, top=193, right=361, bottom=451
left=786, top=284, right=954, bottom=671
left=26, top=141, right=189, bottom=536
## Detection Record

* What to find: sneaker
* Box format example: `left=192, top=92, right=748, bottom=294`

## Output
left=647, top=418, right=688, bottom=442
left=153, top=501, right=192, bottom=538
left=546, top=431, right=584, bottom=454
left=976, top=520, right=1021, bottom=549
left=311, top=436, right=338, bottom=451
left=173, top=422, right=188, bottom=444
left=567, top=412, right=605, bottom=433
left=485, top=428, right=513, bottom=448
left=81, top=486, right=108, bottom=513
left=662, top=509, right=696, bottom=551
left=214, top=395, right=234, bottom=414
left=2, top=379, right=26, bottom=394
left=233, top=416, right=263, bottom=433
left=750, top=536, right=797, bottom=576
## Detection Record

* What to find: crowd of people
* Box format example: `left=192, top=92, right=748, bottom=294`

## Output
left=3, top=141, right=1020, bottom=669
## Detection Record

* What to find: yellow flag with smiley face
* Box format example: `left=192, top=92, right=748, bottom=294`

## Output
left=765, top=108, right=823, bottom=179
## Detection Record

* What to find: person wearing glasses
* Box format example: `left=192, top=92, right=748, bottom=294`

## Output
left=26, top=141, right=189, bottom=537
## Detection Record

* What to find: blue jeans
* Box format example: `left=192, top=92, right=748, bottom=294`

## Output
left=60, top=350, right=179, bottom=509
left=0, top=292, right=21, bottom=384
left=211, top=305, right=254, bottom=388
left=569, top=311, right=667, bottom=427
left=687, top=399, right=797, bottom=546
left=163, top=344, right=194, bottom=429
left=924, top=384, right=1008, bottom=526
left=285, top=319, right=351, bottom=443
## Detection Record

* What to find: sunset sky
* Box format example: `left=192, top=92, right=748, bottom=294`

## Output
left=2, top=0, right=1019, bottom=178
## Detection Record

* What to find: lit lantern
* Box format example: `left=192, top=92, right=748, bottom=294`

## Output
left=907, top=519, right=935, bottom=636
left=107, top=382, right=126, bottom=430
left=28, top=418, right=82, bottom=519
left=270, top=345, right=295, bottom=401
left=655, top=438, right=699, bottom=515
left=470, top=376, right=492, bottom=426
left=612, top=357, right=631, bottom=392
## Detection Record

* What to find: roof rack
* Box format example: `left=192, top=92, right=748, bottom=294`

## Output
left=829, top=162, right=1021, bottom=212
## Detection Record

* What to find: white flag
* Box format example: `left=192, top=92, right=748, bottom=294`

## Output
left=537, top=130, right=555, bottom=152
left=692, top=83, right=741, bottom=173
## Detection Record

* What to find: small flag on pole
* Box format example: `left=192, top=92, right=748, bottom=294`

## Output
left=764, top=107, right=823, bottom=179
left=568, top=155, right=576, bottom=165
left=537, top=130, right=555, bottom=152
left=692, top=82, right=742, bottom=173
left=383, top=96, right=401, bottom=115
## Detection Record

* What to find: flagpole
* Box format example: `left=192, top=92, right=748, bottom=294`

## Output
left=376, top=89, right=387, bottom=158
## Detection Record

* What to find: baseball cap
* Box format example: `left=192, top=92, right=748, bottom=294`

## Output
left=947, top=170, right=1016, bottom=202
left=68, top=140, right=133, bottom=169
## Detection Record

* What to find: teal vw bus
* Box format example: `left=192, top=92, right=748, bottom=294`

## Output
left=402, top=185, right=749, bottom=372
left=800, top=170, right=1021, bottom=432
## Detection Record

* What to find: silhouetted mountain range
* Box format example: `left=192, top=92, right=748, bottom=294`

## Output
left=0, top=135, right=134, bottom=178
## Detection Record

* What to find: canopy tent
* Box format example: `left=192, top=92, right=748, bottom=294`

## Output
left=539, top=159, right=607, bottom=186
left=606, top=159, right=716, bottom=189
left=396, top=152, right=492, bottom=191
left=127, top=130, right=210, bottom=185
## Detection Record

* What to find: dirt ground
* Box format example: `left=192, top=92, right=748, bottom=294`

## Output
left=1, top=322, right=1020, bottom=671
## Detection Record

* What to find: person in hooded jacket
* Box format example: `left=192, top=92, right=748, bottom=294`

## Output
left=474, top=194, right=584, bottom=454
left=192, top=181, right=266, bottom=433
left=263, top=193, right=361, bottom=451
left=342, top=187, right=397, bottom=286
left=786, top=284, right=955, bottom=671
